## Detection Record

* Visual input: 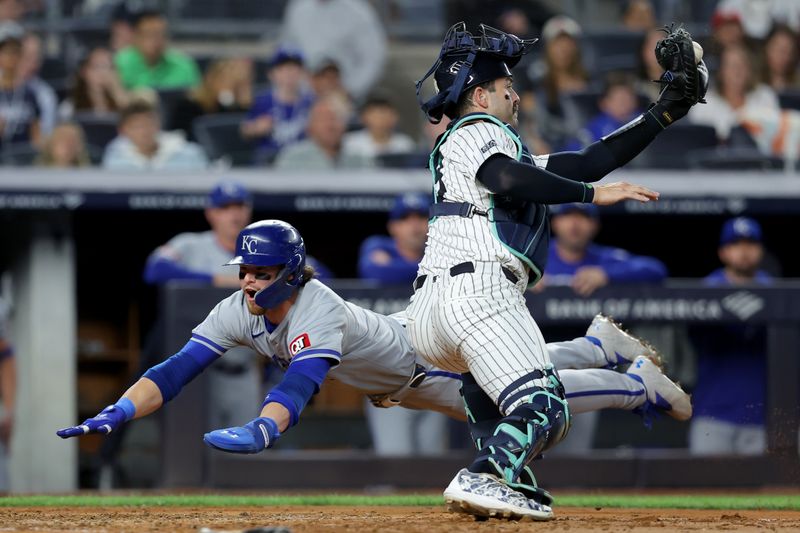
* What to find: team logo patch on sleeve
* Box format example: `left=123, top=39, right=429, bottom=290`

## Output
left=289, top=333, right=311, bottom=356
left=480, top=140, right=497, bottom=153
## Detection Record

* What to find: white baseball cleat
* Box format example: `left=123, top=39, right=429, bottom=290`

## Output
left=626, top=355, right=692, bottom=421
left=443, top=468, right=554, bottom=521
left=585, top=314, right=662, bottom=368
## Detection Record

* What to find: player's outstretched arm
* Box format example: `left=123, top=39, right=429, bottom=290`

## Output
left=56, top=377, right=163, bottom=438
left=203, top=358, right=332, bottom=454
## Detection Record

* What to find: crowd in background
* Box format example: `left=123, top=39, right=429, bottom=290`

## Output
left=0, top=0, right=799, bottom=170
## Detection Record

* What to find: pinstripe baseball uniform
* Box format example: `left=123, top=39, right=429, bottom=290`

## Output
left=406, top=118, right=554, bottom=413
left=190, top=280, right=644, bottom=422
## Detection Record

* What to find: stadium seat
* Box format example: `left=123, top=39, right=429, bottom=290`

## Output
left=778, top=90, right=800, bottom=112
left=157, top=88, right=190, bottom=128
left=72, top=113, right=119, bottom=151
left=0, top=143, right=38, bottom=166
left=192, top=113, right=256, bottom=166
left=582, top=31, right=644, bottom=74
left=631, top=123, right=718, bottom=169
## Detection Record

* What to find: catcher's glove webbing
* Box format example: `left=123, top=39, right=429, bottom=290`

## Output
left=652, top=24, right=709, bottom=125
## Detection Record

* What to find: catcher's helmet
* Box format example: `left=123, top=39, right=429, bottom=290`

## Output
left=227, top=220, right=306, bottom=308
left=416, top=22, right=538, bottom=123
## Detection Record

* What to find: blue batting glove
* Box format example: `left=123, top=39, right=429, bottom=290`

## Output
left=203, top=417, right=280, bottom=454
left=56, top=398, right=135, bottom=438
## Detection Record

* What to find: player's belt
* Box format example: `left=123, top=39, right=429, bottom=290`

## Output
left=367, top=364, right=427, bottom=408
left=413, top=261, right=518, bottom=291
left=429, top=201, right=488, bottom=218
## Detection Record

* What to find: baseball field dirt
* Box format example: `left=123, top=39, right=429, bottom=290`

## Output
left=1, top=494, right=799, bottom=532
left=2, top=506, right=800, bottom=532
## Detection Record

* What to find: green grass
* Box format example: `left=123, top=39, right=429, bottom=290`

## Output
left=0, top=494, right=798, bottom=510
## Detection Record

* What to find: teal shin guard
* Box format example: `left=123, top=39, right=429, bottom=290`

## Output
left=468, top=373, right=571, bottom=505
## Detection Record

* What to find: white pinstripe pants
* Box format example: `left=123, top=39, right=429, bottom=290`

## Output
left=406, top=262, right=551, bottom=414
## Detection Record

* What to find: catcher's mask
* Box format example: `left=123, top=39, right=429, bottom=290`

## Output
left=415, top=22, right=538, bottom=124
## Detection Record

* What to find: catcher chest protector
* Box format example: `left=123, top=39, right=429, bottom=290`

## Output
left=429, top=113, right=550, bottom=285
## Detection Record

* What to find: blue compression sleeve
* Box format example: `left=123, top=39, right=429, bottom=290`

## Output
left=143, top=256, right=214, bottom=284
left=263, top=358, right=332, bottom=427
left=143, top=341, right=220, bottom=402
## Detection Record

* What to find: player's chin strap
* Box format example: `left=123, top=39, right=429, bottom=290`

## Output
left=461, top=367, right=570, bottom=506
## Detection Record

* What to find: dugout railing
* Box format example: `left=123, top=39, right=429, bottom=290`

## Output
left=159, top=282, right=800, bottom=490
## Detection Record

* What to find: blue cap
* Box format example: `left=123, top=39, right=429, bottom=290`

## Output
left=720, top=217, right=762, bottom=245
left=269, top=45, right=304, bottom=69
left=390, top=192, right=431, bottom=220
left=549, top=203, right=599, bottom=218
left=208, top=181, right=252, bottom=208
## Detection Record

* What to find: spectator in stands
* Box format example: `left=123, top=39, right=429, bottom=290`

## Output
left=0, top=21, right=41, bottom=149
left=170, top=58, right=253, bottom=141
left=342, top=94, right=414, bottom=163
left=241, top=46, right=314, bottom=164
left=636, top=27, right=668, bottom=101
left=274, top=94, right=370, bottom=169
left=358, top=192, right=429, bottom=284
left=621, top=0, right=657, bottom=31
left=0, top=296, right=16, bottom=493
left=584, top=74, right=643, bottom=142
left=761, top=24, right=800, bottom=92
left=689, top=217, right=772, bottom=456
left=114, top=9, right=201, bottom=90
left=34, top=122, right=91, bottom=168
left=59, top=47, right=130, bottom=119
left=280, top=0, right=386, bottom=101
left=540, top=203, right=668, bottom=297
left=16, top=32, right=55, bottom=136
left=537, top=203, right=667, bottom=455
left=358, top=192, right=449, bottom=457
left=102, top=99, right=208, bottom=170
left=710, top=6, right=748, bottom=56
left=109, top=0, right=136, bottom=52
left=530, top=15, right=588, bottom=151
left=689, top=44, right=780, bottom=141
left=0, top=0, right=21, bottom=23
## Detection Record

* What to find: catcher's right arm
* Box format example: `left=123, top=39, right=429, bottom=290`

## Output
left=650, top=23, right=709, bottom=126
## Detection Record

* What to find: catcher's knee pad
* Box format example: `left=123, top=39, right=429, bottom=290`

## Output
left=468, top=367, right=571, bottom=504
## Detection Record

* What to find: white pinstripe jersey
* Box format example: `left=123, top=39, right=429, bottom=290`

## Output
left=419, top=120, right=549, bottom=282
left=191, top=280, right=417, bottom=394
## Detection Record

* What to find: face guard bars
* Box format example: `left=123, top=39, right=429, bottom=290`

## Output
left=415, top=22, right=538, bottom=124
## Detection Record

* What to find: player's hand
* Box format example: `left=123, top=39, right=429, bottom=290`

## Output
left=203, top=417, right=280, bottom=454
left=56, top=404, right=128, bottom=438
left=571, top=267, right=609, bottom=297
left=528, top=274, right=547, bottom=293
left=592, top=182, right=659, bottom=206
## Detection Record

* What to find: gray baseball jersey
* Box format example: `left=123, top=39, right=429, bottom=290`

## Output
left=150, top=231, right=238, bottom=276
left=192, top=280, right=417, bottom=395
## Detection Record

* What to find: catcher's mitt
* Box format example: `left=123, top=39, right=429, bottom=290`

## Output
left=652, top=24, right=708, bottom=122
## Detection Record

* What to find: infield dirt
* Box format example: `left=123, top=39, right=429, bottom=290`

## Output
left=2, top=506, right=799, bottom=532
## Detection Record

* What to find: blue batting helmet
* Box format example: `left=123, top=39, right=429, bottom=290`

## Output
left=226, top=220, right=306, bottom=309
left=416, top=22, right=538, bottom=123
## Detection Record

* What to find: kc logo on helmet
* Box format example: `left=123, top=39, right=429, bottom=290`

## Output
left=242, top=235, right=259, bottom=254
left=289, top=333, right=311, bottom=356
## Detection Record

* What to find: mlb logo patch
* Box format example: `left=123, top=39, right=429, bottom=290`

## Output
left=289, top=333, right=311, bottom=356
